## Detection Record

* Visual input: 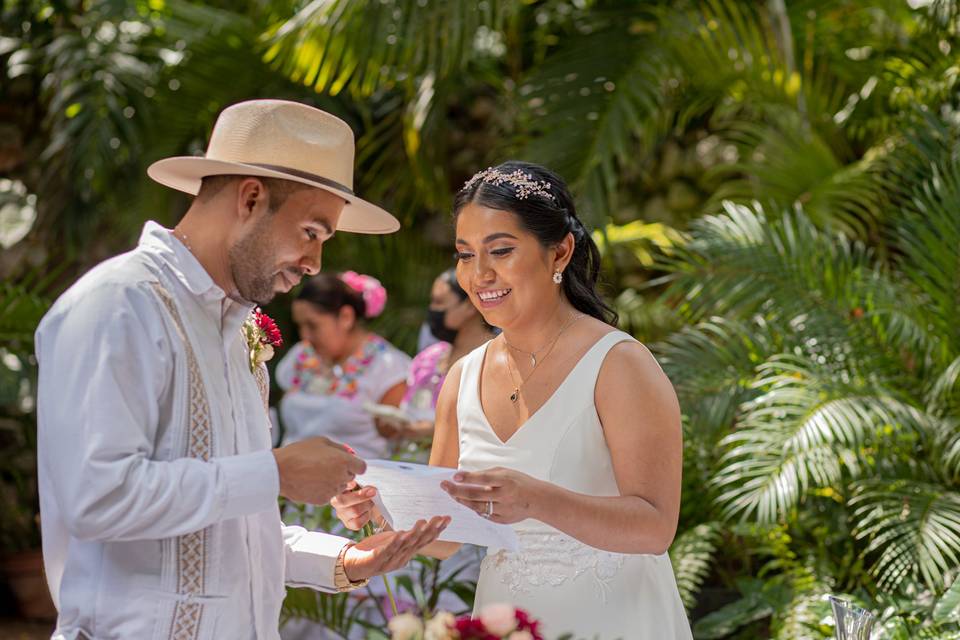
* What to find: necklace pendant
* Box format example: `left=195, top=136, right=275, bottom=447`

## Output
left=510, top=389, right=519, bottom=403
left=530, top=355, right=537, bottom=367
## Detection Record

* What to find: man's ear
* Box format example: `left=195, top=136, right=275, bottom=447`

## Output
left=236, top=178, right=269, bottom=222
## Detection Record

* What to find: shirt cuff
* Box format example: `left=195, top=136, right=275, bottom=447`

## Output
left=284, top=528, right=352, bottom=592
left=216, top=450, right=280, bottom=520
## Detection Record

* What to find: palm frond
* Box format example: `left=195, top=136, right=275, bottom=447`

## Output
left=895, top=158, right=960, bottom=362
left=713, top=354, right=935, bottom=523
left=933, top=575, right=960, bottom=625
left=670, top=522, right=722, bottom=612
left=852, top=479, right=960, bottom=592
left=517, top=8, right=666, bottom=223
left=705, top=111, right=885, bottom=238
left=264, top=0, right=510, bottom=98
left=656, top=317, right=775, bottom=437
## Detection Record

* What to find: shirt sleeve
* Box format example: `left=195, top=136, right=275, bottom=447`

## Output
left=282, top=525, right=350, bottom=592
left=370, top=341, right=413, bottom=402
left=35, top=281, right=280, bottom=542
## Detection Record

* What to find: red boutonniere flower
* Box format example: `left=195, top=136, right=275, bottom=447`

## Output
left=242, top=308, right=283, bottom=373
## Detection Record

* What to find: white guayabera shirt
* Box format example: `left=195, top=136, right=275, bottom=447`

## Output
left=36, top=222, right=350, bottom=640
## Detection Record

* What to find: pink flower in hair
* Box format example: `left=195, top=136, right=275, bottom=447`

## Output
left=340, top=271, right=387, bottom=318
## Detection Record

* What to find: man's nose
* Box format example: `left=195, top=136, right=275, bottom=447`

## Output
left=301, top=246, right=322, bottom=276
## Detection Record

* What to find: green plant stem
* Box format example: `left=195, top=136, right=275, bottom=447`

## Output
left=363, top=522, right=398, bottom=617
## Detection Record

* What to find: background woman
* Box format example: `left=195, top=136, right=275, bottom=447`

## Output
left=394, top=268, right=497, bottom=439
left=275, top=271, right=411, bottom=459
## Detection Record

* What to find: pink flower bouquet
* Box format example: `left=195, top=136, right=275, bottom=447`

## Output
left=386, top=603, right=545, bottom=640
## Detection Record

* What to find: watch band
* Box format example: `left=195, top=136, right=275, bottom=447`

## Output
left=334, top=542, right=370, bottom=592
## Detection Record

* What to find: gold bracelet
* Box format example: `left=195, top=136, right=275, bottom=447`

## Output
left=333, top=543, right=369, bottom=592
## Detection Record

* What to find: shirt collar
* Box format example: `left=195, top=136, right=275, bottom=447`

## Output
left=138, top=221, right=255, bottom=332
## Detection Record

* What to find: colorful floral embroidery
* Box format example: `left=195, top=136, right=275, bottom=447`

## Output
left=291, top=335, right=389, bottom=399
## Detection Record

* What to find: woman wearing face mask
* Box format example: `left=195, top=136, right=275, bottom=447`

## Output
left=392, top=268, right=496, bottom=439
left=274, top=271, right=412, bottom=459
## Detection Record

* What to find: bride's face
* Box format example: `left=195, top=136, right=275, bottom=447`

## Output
left=454, top=201, right=559, bottom=329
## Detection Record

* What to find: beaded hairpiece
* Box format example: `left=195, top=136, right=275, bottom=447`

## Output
left=463, top=167, right=555, bottom=202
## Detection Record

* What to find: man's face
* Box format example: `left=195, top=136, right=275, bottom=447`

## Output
left=229, top=186, right=346, bottom=305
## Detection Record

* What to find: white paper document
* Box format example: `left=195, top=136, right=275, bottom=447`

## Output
left=357, top=459, right=518, bottom=552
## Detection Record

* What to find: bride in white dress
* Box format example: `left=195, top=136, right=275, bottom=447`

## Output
left=333, top=161, right=692, bottom=639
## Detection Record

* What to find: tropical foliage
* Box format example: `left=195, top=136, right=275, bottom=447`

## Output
left=3, top=0, right=960, bottom=637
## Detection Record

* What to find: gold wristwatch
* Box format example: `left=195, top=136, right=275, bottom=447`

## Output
left=333, top=543, right=369, bottom=592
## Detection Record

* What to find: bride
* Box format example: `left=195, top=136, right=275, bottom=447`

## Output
left=333, top=161, right=692, bottom=639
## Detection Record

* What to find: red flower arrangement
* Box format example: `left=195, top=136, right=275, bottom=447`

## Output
left=386, top=604, right=545, bottom=640
left=242, top=307, right=283, bottom=372
left=255, top=308, right=283, bottom=348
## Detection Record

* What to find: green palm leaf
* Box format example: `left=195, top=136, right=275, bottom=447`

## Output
left=656, top=317, right=775, bottom=437
left=264, top=0, right=510, bottom=97
left=706, top=111, right=885, bottom=238
left=895, top=159, right=960, bottom=362
left=517, top=8, right=666, bottom=223
left=852, top=479, right=960, bottom=592
left=670, top=522, right=722, bottom=612
left=714, top=354, right=935, bottom=523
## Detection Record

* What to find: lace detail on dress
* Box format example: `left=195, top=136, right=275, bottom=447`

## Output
left=484, top=529, right=627, bottom=602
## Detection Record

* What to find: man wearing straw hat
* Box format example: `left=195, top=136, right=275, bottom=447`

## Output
left=35, top=100, right=449, bottom=639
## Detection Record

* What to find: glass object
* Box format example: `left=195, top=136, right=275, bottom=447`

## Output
left=830, top=596, right=876, bottom=640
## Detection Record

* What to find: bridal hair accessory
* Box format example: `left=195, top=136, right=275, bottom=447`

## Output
left=340, top=271, right=387, bottom=318
left=463, top=167, right=556, bottom=202
left=242, top=308, right=283, bottom=373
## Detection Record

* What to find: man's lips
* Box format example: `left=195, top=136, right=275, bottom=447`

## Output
left=278, top=271, right=301, bottom=291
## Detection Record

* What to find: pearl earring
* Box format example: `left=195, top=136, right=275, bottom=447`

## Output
left=553, top=271, right=563, bottom=284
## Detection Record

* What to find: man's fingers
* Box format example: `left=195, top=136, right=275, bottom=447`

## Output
left=346, top=455, right=367, bottom=475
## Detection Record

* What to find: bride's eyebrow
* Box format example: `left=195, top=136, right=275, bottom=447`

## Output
left=455, top=232, right=519, bottom=246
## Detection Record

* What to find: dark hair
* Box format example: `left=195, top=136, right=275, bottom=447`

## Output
left=296, top=272, right=366, bottom=321
left=453, top=160, right=617, bottom=325
left=439, top=267, right=468, bottom=301
left=198, top=175, right=311, bottom=212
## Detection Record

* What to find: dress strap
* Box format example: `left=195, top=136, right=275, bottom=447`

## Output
left=456, top=340, right=491, bottom=414
left=565, top=330, right=636, bottom=397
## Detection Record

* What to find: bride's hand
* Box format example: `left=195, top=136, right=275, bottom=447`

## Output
left=441, top=467, right=542, bottom=525
left=331, top=481, right=380, bottom=530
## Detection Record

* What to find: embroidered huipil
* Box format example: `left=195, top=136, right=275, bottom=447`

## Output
left=35, top=222, right=351, bottom=640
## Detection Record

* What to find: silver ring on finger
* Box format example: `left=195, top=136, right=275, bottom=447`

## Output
left=480, top=500, right=494, bottom=519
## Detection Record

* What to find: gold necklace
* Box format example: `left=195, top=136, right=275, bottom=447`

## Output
left=503, top=313, right=585, bottom=403
left=502, top=311, right=583, bottom=367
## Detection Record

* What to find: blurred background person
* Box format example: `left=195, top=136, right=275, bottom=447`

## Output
left=274, top=271, right=411, bottom=459
left=391, top=268, right=496, bottom=440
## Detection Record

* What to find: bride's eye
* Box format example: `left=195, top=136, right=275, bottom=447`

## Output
left=491, top=247, right=515, bottom=257
left=455, top=251, right=474, bottom=262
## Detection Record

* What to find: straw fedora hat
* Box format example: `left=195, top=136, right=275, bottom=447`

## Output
left=147, top=99, right=399, bottom=234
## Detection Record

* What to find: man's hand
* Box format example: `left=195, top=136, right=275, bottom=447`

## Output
left=342, top=516, right=450, bottom=582
left=273, top=436, right=366, bottom=505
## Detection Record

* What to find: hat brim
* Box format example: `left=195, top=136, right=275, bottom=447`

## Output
left=147, top=157, right=400, bottom=234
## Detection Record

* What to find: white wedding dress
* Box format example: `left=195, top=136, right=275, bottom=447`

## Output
left=457, top=331, right=693, bottom=639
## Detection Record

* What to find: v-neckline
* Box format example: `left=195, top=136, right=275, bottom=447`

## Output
left=475, top=330, right=620, bottom=445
